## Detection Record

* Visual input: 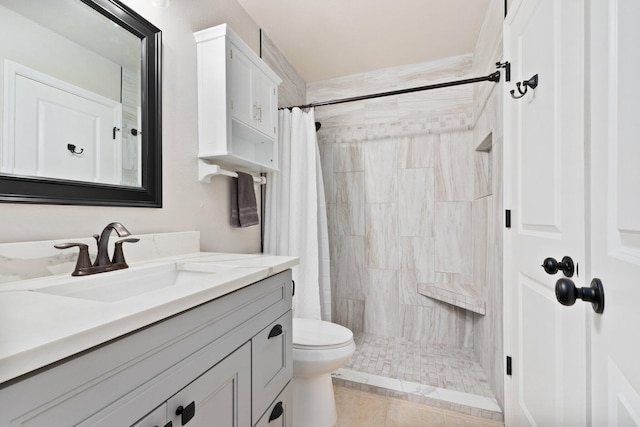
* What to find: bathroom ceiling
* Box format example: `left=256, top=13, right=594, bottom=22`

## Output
left=237, top=0, right=493, bottom=83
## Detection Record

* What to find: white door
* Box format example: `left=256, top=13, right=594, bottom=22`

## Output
left=590, top=0, right=640, bottom=424
left=504, top=0, right=587, bottom=425
left=3, top=63, right=122, bottom=184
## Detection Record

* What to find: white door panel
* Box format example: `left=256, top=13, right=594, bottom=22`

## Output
left=504, top=0, right=586, bottom=425
left=591, top=0, right=640, bottom=425
left=2, top=62, right=122, bottom=185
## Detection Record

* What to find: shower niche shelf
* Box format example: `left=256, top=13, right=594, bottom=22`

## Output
left=418, top=283, right=485, bottom=315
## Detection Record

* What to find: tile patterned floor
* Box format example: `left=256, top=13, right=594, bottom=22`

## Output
left=333, top=332, right=503, bottom=422
left=346, top=333, right=495, bottom=397
left=334, top=385, right=504, bottom=427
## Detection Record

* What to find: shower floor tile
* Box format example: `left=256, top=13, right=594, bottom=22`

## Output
left=332, top=332, right=503, bottom=422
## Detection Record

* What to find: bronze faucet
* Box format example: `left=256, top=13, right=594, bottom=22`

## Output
left=94, top=222, right=131, bottom=266
left=55, top=222, right=139, bottom=276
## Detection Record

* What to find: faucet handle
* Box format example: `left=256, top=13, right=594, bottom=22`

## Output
left=112, top=238, right=140, bottom=267
left=54, top=243, right=92, bottom=276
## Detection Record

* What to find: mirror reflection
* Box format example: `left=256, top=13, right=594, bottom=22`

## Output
left=0, top=0, right=143, bottom=187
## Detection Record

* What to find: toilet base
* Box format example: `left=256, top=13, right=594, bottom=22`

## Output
left=292, top=373, right=337, bottom=427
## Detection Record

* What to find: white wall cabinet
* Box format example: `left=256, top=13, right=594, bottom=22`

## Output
left=0, top=270, right=293, bottom=427
left=195, top=24, right=281, bottom=173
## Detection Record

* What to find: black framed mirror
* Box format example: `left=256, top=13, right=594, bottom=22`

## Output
left=0, top=0, right=162, bottom=207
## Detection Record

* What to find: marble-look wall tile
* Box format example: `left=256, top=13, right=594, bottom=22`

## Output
left=399, top=168, right=435, bottom=237
left=435, top=202, right=472, bottom=275
left=434, top=272, right=475, bottom=287
left=400, top=268, right=431, bottom=307
left=398, top=87, right=473, bottom=122
left=307, top=73, right=366, bottom=103
left=400, top=304, right=434, bottom=342
left=314, top=102, right=366, bottom=129
left=472, top=197, right=489, bottom=302
left=318, top=141, right=335, bottom=204
left=399, top=236, right=437, bottom=307
left=364, top=269, right=399, bottom=337
left=472, top=15, right=505, bottom=405
left=365, top=203, right=398, bottom=270
left=400, top=237, right=436, bottom=283
left=474, top=148, right=492, bottom=200
left=313, top=52, right=492, bottom=379
left=397, top=54, right=473, bottom=87
left=477, top=137, right=504, bottom=406
left=400, top=303, right=474, bottom=348
left=333, top=297, right=365, bottom=332
left=435, top=131, right=474, bottom=202
left=260, top=31, right=306, bottom=108
left=335, top=172, right=365, bottom=236
left=364, top=141, right=397, bottom=204
left=334, top=142, right=364, bottom=173
left=398, top=134, right=439, bottom=169
left=332, top=236, right=366, bottom=300
left=364, top=98, right=399, bottom=127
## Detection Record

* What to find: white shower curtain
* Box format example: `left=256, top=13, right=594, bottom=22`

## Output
left=264, top=108, right=331, bottom=321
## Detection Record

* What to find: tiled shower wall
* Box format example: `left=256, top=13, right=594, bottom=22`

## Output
left=470, top=0, right=505, bottom=408
left=309, top=55, right=484, bottom=349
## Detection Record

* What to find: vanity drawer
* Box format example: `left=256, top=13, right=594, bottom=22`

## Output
left=251, top=310, right=292, bottom=425
left=254, top=382, right=292, bottom=427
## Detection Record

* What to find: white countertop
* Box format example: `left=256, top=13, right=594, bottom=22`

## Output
left=0, top=252, right=298, bottom=386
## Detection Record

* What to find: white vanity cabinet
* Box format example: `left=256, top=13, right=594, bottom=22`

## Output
left=0, top=270, right=293, bottom=427
left=195, top=24, right=281, bottom=173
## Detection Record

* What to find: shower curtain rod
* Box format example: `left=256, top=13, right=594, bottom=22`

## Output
left=281, top=70, right=501, bottom=110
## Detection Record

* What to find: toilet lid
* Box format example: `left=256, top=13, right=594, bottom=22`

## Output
left=293, top=318, right=353, bottom=348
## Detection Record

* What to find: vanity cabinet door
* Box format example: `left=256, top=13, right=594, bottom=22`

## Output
left=166, top=342, right=251, bottom=427
left=132, top=404, right=168, bottom=427
left=253, top=383, right=292, bottom=427
left=251, top=310, right=292, bottom=425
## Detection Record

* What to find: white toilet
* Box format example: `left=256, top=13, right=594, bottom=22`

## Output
left=292, top=318, right=355, bottom=427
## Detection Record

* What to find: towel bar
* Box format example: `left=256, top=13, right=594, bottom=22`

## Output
left=198, top=160, right=266, bottom=184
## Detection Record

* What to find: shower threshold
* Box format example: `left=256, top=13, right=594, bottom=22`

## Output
left=331, top=332, right=503, bottom=422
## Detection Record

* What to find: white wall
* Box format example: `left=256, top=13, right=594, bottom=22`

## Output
left=0, top=0, right=267, bottom=253
left=0, top=5, right=122, bottom=102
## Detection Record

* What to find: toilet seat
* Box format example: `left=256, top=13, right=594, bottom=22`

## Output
left=293, top=318, right=353, bottom=350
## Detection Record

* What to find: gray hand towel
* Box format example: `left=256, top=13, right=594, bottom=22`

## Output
left=231, top=172, right=259, bottom=227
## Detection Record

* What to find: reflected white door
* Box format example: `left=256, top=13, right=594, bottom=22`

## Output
left=504, top=0, right=587, bottom=425
left=3, top=63, right=122, bottom=184
left=590, top=0, right=640, bottom=425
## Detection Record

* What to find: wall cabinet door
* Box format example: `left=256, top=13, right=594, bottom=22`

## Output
left=229, top=44, right=253, bottom=128
left=229, top=43, right=277, bottom=138
left=166, top=342, right=251, bottom=427
left=251, top=71, right=277, bottom=137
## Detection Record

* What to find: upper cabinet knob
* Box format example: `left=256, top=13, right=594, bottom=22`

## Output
left=542, top=256, right=575, bottom=277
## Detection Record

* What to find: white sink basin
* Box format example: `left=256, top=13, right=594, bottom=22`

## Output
left=33, top=262, right=237, bottom=303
